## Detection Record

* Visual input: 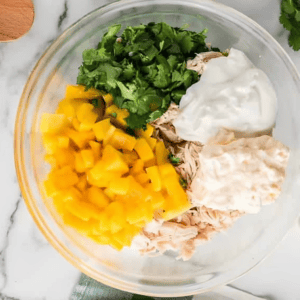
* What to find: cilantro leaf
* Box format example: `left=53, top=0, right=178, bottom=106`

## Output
left=77, top=22, right=211, bottom=129
left=168, top=153, right=180, bottom=165
left=280, top=0, right=300, bottom=51
left=289, top=28, right=300, bottom=50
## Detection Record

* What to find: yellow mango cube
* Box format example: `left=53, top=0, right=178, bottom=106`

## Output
left=89, top=141, right=101, bottom=161
left=136, top=124, right=154, bottom=138
left=134, top=138, right=154, bottom=163
left=103, top=93, right=114, bottom=105
left=65, top=199, right=101, bottom=221
left=102, top=145, right=129, bottom=175
left=81, top=149, right=95, bottom=169
left=86, top=186, right=110, bottom=209
left=54, top=148, right=75, bottom=168
left=50, top=166, right=79, bottom=189
left=116, top=109, right=129, bottom=126
left=103, top=188, right=116, bottom=201
left=130, top=159, right=144, bottom=175
left=155, top=141, right=169, bottom=165
left=146, top=137, right=157, bottom=151
left=76, top=174, right=88, bottom=192
left=63, top=213, right=99, bottom=235
left=122, top=150, right=139, bottom=167
left=109, top=129, right=137, bottom=151
left=57, top=136, right=69, bottom=148
left=77, top=103, right=98, bottom=125
left=93, top=118, right=115, bottom=142
left=146, top=166, right=162, bottom=192
left=108, top=177, right=130, bottom=195
left=75, top=152, right=87, bottom=173
left=134, top=172, right=150, bottom=186
left=106, top=104, right=119, bottom=115
left=65, top=85, right=101, bottom=100
left=40, top=113, right=68, bottom=134
left=42, top=134, right=58, bottom=155
left=66, top=128, right=95, bottom=148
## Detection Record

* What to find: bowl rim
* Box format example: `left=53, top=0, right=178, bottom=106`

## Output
left=14, top=0, right=300, bottom=297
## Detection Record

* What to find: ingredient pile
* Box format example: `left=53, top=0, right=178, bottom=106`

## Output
left=40, top=22, right=290, bottom=260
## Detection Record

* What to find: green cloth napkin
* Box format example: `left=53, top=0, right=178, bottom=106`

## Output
left=70, top=274, right=193, bottom=300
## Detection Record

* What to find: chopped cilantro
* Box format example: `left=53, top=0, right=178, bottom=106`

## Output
left=179, top=178, right=188, bottom=189
left=280, top=0, right=300, bottom=50
left=111, top=112, right=117, bottom=118
left=168, top=153, right=180, bottom=165
left=77, top=22, right=210, bottom=129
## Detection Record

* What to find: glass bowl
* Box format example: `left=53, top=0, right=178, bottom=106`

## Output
left=14, top=0, right=300, bottom=296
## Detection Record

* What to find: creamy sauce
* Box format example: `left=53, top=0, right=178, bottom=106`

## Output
left=173, top=48, right=277, bottom=143
left=189, top=135, right=290, bottom=213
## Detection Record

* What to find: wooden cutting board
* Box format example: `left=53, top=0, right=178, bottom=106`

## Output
left=0, top=0, right=34, bottom=42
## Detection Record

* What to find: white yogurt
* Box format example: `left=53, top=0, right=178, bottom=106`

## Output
left=173, top=48, right=277, bottom=143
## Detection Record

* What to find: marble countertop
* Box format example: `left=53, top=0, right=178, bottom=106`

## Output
left=1, top=0, right=300, bottom=299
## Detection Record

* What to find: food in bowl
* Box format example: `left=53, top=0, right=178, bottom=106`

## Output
left=40, top=22, right=290, bottom=260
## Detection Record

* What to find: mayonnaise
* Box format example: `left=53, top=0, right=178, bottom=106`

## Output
left=189, top=135, right=290, bottom=214
left=173, top=48, right=277, bottom=143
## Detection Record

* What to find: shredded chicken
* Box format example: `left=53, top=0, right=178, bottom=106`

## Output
left=186, top=51, right=224, bottom=75
left=133, top=206, right=242, bottom=261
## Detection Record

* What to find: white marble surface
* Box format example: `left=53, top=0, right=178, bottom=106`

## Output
left=1, top=0, right=300, bottom=299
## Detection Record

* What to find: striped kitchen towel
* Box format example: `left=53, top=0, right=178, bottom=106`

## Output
left=70, top=274, right=266, bottom=300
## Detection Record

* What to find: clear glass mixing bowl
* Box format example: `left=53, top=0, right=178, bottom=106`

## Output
left=14, top=0, right=300, bottom=296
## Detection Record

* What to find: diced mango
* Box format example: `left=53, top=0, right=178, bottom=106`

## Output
left=109, top=129, right=137, bottom=151
left=116, top=109, right=129, bottom=126
left=93, top=118, right=115, bottom=142
left=57, top=136, right=69, bottom=148
left=77, top=103, right=98, bottom=125
left=162, top=196, right=192, bottom=221
left=40, top=113, right=68, bottom=134
left=106, top=201, right=126, bottom=233
left=65, top=199, right=101, bottom=221
left=146, top=137, right=157, bottom=151
left=134, top=138, right=154, bottom=163
left=76, top=174, right=88, bottom=192
left=44, top=154, right=58, bottom=168
left=136, top=124, right=154, bottom=138
left=81, top=149, right=95, bottom=169
left=75, top=152, right=87, bottom=173
left=159, top=163, right=178, bottom=179
left=102, top=145, right=129, bottom=175
left=54, top=148, right=75, bottom=168
left=106, top=104, right=119, bottom=115
left=130, top=159, right=144, bottom=175
left=66, top=128, right=95, bottom=148
left=44, top=178, right=60, bottom=198
left=49, top=166, right=79, bottom=189
left=155, top=141, right=169, bottom=165
left=86, top=186, right=110, bottom=209
left=72, top=118, right=81, bottom=131
left=103, top=93, right=114, bottom=105
left=65, top=85, right=101, bottom=100
left=56, top=98, right=76, bottom=119
left=122, top=150, right=139, bottom=167
left=103, top=188, right=116, bottom=201
left=146, top=166, right=162, bottom=192
left=42, top=134, right=58, bottom=155
left=109, top=177, right=130, bottom=195
left=63, top=213, right=98, bottom=235
left=134, top=172, right=150, bottom=186
left=61, top=187, right=82, bottom=202
left=150, top=191, right=165, bottom=210
left=89, top=141, right=101, bottom=161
